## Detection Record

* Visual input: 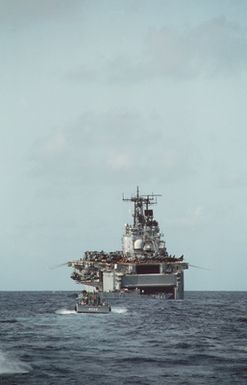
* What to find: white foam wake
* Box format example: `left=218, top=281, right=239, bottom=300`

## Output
left=0, top=351, right=31, bottom=374
left=55, top=308, right=77, bottom=315
left=55, top=307, right=127, bottom=315
left=111, top=307, right=128, bottom=314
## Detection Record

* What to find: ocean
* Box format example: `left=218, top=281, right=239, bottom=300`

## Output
left=0, top=291, right=246, bottom=385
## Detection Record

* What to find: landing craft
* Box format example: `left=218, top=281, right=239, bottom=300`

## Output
left=68, top=187, right=189, bottom=299
left=75, top=291, right=111, bottom=314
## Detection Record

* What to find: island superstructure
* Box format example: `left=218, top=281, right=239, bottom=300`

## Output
left=68, top=188, right=189, bottom=299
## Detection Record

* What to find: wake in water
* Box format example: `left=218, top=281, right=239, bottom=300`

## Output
left=0, top=350, right=31, bottom=375
left=55, top=308, right=77, bottom=315
left=111, top=307, right=128, bottom=314
left=55, top=307, right=127, bottom=315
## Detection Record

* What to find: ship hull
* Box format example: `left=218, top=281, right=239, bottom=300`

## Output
left=75, top=303, right=111, bottom=314
left=103, top=267, right=185, bottom=299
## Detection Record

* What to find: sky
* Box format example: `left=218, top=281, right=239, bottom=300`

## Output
left=0, top=0, right=247, bottom=290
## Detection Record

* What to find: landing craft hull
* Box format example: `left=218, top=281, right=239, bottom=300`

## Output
left=75, top=303, right=111, bottom=314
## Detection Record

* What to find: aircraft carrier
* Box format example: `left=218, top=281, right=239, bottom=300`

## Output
left=68, top=188, right=189, bottom=299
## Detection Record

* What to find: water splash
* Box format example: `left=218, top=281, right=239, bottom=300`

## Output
left=111, top=307, right=128, bottom=314
left=55, top=308, right=77, bottom=315
left=55, top=307, right=127, bottom=315
left=0, top=350, right=31, bottom=374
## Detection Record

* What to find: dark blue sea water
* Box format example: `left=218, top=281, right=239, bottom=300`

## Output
left=0, top=291, right=246, bottom=385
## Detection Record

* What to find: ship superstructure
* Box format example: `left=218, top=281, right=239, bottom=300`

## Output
left=68, top=188, right=188, bottom=299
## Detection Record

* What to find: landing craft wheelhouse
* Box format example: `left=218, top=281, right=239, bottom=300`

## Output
left=68, top=188, right=189, bottom=299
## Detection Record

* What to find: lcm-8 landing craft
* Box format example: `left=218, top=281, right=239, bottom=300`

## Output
left=68, top=188, right=189, bottom=299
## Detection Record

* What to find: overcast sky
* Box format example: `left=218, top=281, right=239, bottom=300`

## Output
left=1, top=0, right=247, bottom=290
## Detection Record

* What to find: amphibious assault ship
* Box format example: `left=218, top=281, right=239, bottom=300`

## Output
left=68, top=188, right=189, bottom=299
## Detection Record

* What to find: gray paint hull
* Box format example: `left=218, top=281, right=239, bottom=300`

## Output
left=75, top=303, right=111, bottom=314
